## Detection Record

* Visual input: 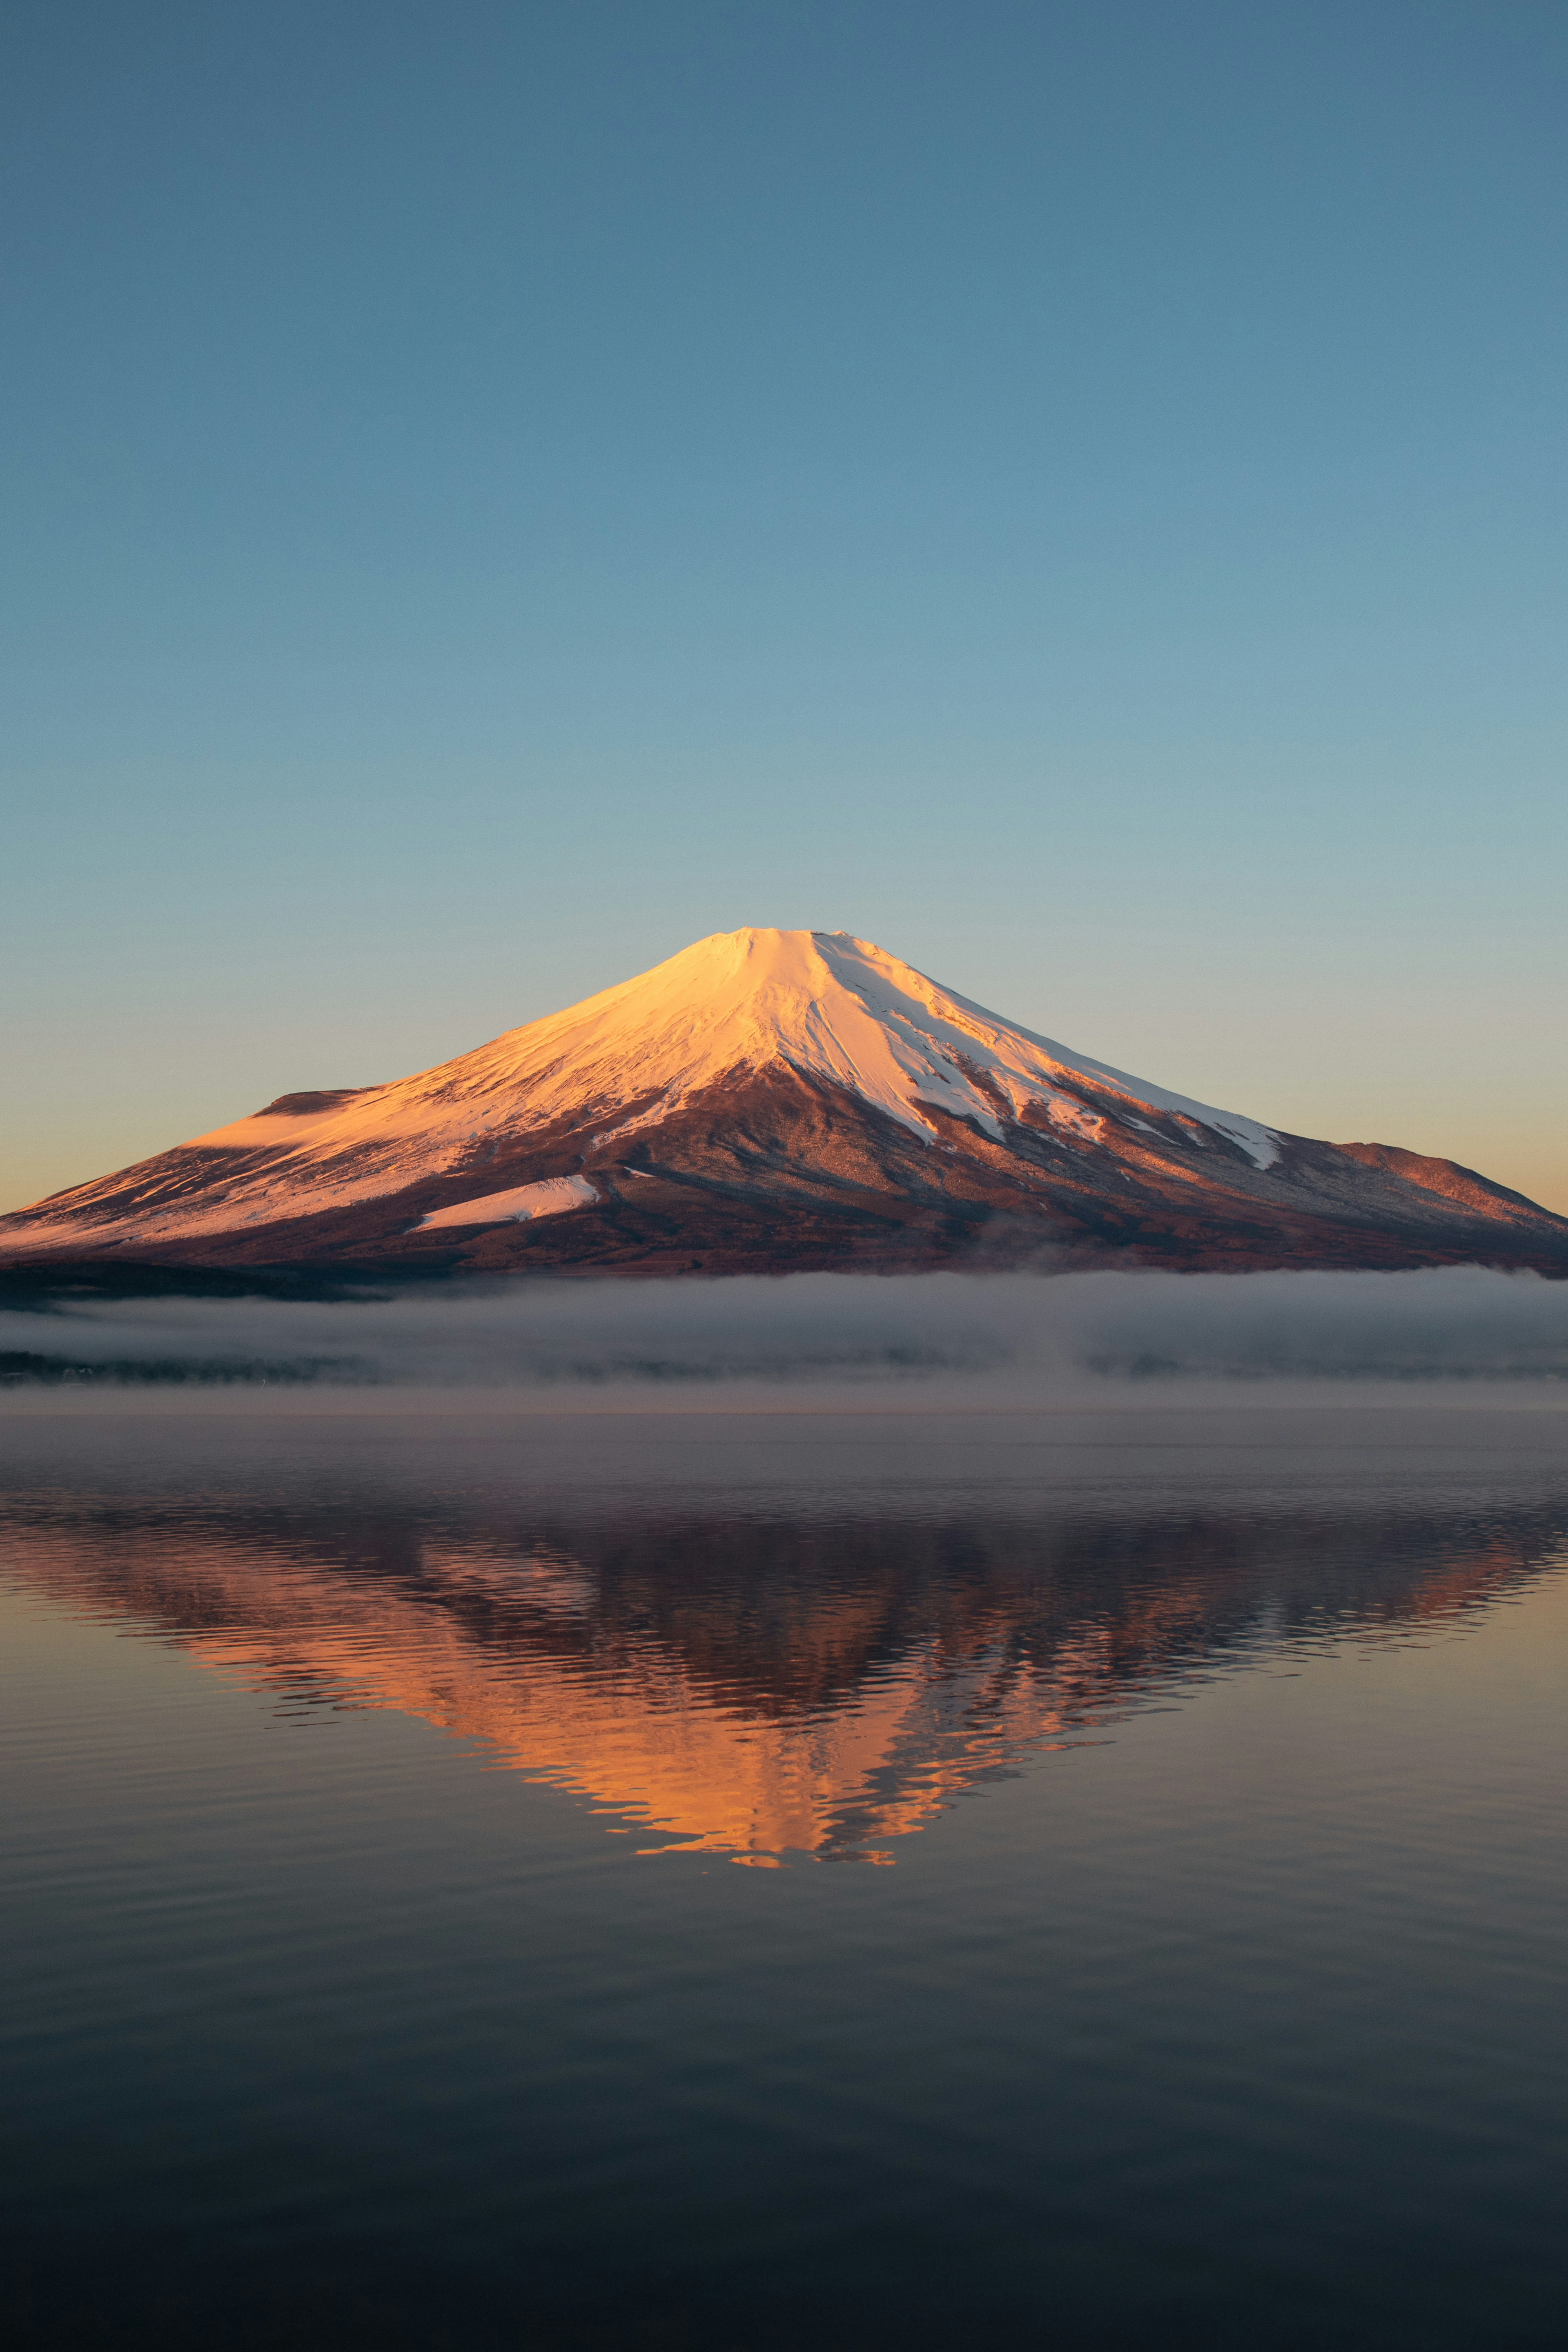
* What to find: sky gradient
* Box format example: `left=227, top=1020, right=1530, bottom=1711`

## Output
left=5, top=0, right=1565, bottom=1212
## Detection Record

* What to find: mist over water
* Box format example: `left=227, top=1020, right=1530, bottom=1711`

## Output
left=5, top=1265, right=1568, bottom=1400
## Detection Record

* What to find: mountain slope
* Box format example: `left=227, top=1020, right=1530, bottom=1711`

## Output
left=3, top=929, right=1564, bottom=1275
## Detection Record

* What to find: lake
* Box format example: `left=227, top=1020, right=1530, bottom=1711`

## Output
left=2, top=1401, right=1566, bottom=2349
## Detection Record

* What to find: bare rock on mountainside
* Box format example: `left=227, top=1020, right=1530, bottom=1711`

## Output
left=3, top=929, right=1565, bottom=1278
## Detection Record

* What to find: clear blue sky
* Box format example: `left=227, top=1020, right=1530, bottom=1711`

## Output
left=6, top=0, right=1566, bottom=1210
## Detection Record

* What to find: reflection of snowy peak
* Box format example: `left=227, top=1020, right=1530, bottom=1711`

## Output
left=9, top=1457, right=1551, bottom=1866
left=4, top=928, right=1566, bottom=1274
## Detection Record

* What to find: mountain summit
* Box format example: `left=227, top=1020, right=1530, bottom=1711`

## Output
left=4, top=928, right=1564, bottom=1274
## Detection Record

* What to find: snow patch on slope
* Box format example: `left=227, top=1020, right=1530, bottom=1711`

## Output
left=414, top=1176, right=599, bottom=1232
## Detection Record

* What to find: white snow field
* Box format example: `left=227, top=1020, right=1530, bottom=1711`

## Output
left=414, top=1176, right=601, bottom=1232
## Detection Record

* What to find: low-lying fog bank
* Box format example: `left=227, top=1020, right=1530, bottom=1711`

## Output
left=4, top=1267, right=1568, bottom=1409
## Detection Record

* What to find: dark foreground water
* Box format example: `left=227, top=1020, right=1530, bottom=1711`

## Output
left=2, top=1402, right=1566, bottom=2351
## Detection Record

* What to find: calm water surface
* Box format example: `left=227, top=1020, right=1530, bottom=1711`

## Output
left=2, top=1403, right=1566, bottom=2350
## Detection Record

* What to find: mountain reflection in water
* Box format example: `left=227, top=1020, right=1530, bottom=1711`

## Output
left=4, top=1407, right=1566, bottom=1866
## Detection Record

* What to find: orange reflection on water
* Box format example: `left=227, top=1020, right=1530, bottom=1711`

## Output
left=2, top=1490, right=1554, bottom=1867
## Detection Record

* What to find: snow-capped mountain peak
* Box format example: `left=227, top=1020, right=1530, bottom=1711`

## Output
left=3, top=929, right=1560, bottom=1274
left=200, top=925, right=1274, bottom=1163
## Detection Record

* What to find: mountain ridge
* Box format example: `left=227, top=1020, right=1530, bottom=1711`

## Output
left=4, top=928, right=1564, bottom=1276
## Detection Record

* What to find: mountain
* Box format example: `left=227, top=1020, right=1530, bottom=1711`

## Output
left=3, top=928, right=1564, bottom=1276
